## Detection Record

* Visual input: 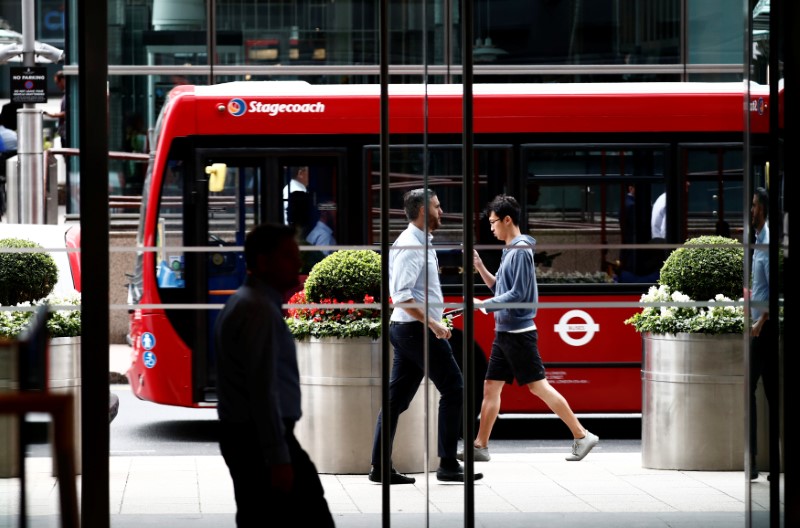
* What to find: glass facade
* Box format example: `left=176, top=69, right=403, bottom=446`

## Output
left=1, top=0, right=746, bottom=180
left=0, top=0, right=790, bottom=526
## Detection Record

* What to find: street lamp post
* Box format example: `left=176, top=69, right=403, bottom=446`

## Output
left=0, top=0, right=63, bottom=224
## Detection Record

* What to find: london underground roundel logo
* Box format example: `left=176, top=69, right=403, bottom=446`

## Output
left=553, top=310, right=599, bottom=347
left=227, top=98, right=247, bottom=116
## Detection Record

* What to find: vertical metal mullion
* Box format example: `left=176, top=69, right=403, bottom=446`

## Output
left=767, top=0, right=782, bottom=522
left=680, top=0, right=687, bottom=81
left=461, top=0, right=476, bottom=526
left=78, top=0, right=110, bottom=525
left=780, top=0, right=799, bottom=522
left=743, top=4, right=755, bottom=520
left=422, top=1, right=432, bottom=521
left=379, top=0, right=391, bottom=525
left=207, top=0, right=216, bottom=85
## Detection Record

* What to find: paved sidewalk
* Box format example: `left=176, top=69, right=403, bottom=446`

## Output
left=0, top=345, right=770, bottom=527
left=2, top=449, right=770, bottom=527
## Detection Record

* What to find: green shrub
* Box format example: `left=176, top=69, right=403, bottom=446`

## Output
left=0, top=238, right=60, bottom=306
left=658, top=235, right=743, bottom=301
left=303, top=250, right=382, bottom=304
left=286, top=250, right=382, bottom=340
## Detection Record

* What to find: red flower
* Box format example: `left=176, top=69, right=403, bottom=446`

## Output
left=287, top=290, right=307, bottom=319
left=288, top=291, right=381, bottom=323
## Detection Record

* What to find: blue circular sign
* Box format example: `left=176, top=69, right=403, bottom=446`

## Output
left=143, top=351, right=157, bottom=369
left=141, top=332, right=156, bottom=350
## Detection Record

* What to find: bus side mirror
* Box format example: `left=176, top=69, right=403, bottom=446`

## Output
left=206, top=163, right=227, bottom=192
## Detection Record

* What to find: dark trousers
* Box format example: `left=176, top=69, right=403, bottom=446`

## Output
left=370, top=321, right=464, bottom=466
left=220, top=420, right=334, bottom=528
left=750, top=319, right=778, bottom=462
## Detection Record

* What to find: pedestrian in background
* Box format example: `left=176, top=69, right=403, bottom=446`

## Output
left=0, top=101, right=21, bottom=132
left=369, top=188, right=483, bottom=484
left=748, top=186, right=775, bottom=481
left=214, top=223, right=334, bottom=527
left=0, top=121, right=17, bottom=153
left=283, top=166, right=310, bottom=223
left=306, top=201, right=337, bottom=254
left=45, top=70, right=68, bottom=148
left=460, top=194, right=599, bottom=463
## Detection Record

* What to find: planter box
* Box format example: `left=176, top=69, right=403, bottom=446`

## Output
left=294, top=337, right=437, bottom=474
left=641, top=332, right=744, bottom=470
left=0, top=336, right=80, bottom=478
left=49, top=336, right=81, bottom=475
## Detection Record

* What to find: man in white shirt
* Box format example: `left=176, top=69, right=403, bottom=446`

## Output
left=650, top=191, right=666, bottom=239
left=283, top=166, right=309, bottom=224
left=369, top=188, right=483, bottom=484
left=651, top=182, right=690, bottom=240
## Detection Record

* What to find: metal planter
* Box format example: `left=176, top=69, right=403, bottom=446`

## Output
left=294, top=337, right=437, bottom=474
left=641, top=332, right=744, bottom=470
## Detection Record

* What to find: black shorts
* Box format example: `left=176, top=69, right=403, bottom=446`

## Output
left=485, top=330, right=546, bottom=386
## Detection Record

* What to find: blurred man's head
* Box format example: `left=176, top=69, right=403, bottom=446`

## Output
left=751, top=186, right=769, bottom=230
left=294, top=166, right=310, bottom=187
left=318, top=202, right=336, bottom=226
left=244, top=223, right=301, bottom=292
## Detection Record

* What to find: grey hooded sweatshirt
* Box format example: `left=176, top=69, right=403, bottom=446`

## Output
left=482, top=234, right=538, bottom=332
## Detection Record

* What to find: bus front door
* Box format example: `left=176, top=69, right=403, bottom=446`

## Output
left=190, top=152, right=282, bottom=403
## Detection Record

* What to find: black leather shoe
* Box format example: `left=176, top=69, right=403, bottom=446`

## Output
left=436, top=465, right=484, bottom=482
left=368, top=466, right=416, bottom=485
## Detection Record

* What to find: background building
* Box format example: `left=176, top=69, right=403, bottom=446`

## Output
left=1, top=0, right=751, bottom=198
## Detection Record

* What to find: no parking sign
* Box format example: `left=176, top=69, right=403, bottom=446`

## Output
left=10, top=66, right=47, bottom=104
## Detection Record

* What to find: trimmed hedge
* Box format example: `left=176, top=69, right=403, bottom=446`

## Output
left=658, top=235, right=743, bottom=301
left=0, top=238, right=59, bottom=306
left=303, top=250, right=382, bottom=303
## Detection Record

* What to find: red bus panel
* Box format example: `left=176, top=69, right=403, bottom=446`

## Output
left=451, top=294, right=642, bottom=414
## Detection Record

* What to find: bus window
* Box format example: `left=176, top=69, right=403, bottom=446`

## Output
left=524, top=145, right=667, bottom=283
left=681, top=145, right=749, bottom=243
left=367, top=145, right=505, bottom=243
left=282, top=163, right=339, bottom=273
left=366, top=145, right=508, bottom=284
left=156, top=158, right=186, bottom=288
left=205, top=162, right=257, bottom=294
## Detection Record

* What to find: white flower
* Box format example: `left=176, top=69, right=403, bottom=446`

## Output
left=625, top=283, right=744, bottom=335
left=670, top=291, right=691, bottom=303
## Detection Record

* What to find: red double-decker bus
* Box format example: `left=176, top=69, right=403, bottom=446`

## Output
left=126, top=81, right=771, bottom=414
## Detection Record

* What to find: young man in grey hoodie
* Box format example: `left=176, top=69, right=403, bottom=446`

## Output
left=458, top=194, right=599, bottom=463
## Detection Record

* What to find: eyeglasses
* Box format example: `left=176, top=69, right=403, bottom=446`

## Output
left=488, top=218, right=501, bottom=225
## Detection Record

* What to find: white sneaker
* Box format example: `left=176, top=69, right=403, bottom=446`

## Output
left=565, top=431, right=599, bottom=461
left=456, top=445, right=491, bottom=462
